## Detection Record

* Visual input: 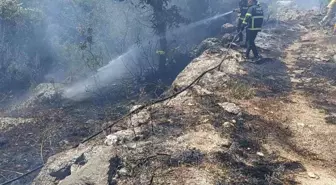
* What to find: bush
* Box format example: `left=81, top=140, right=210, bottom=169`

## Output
left=0, top=0, right=47, bottom=91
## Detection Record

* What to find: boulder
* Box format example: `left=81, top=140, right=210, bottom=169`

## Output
left=129, top=105, right=150, bottom=127
left=218, top=102, right=241, bottom=115
left=33, top=146, right=94, bottom=185
left=104, top=134, right=120, bottom=146
left=221, top=23, right=236, bottom=34
left=33, top=146, right=115, bottom=185
left=11, top=83, right=65, bottom=111
left=174, top=49, right=241, bottom=89
left=193, top=38, right=221, bottom=57
left=221, top=33, right=235, bottom=45
left=118, top=168, right=129, bottom=177
left=104, top=127, right=142, bottom=146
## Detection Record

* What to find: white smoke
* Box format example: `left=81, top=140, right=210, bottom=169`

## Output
left=62, top=11, right=234, bottom=101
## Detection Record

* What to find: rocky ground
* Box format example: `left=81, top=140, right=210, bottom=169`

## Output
left=0, top=83, right=132, bottom=185
left=1, top=3, right=336, bottom=185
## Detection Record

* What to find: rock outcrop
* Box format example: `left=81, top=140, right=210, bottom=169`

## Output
left=0, top=117, right=36, bottom=131
left=10, top=83, right=64, bottom=112
left=192, top=38, right=221, bottom=57
left=33, top=35, right=247, bottom=185
left=221, top=23, right=236, bottom=34
left=193, top=23, right=237, bottom=57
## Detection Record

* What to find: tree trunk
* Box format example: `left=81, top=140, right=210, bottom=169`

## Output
left=158, top=25, right=167, bottom=72
left=151, top=0, right=167, bottom=72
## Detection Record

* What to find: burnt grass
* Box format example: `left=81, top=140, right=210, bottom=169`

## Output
left=197, top=94, right=305, bottom=184
left=0, top=100, right=128, bottom=184
left=295, top=59, right=336, bottom=125
left=0, top=45, right=192, bottom=185
left=119, top=93, right=306, bottom=184
left=99, top=15, right=335, bottom=185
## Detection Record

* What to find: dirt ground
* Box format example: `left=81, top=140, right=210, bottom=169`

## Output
left=236, top=15, right=336, bottom=184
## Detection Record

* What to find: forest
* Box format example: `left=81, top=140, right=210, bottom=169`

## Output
left=0, top=0, right=236, bottom=101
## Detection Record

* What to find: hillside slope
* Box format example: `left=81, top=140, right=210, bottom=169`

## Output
left=0, top=4, right=335, bottom=185
left=30, top=7, right=336, bottom=185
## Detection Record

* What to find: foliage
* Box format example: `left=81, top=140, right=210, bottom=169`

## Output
left=136, top=0, right=187, bottom=71
left=137, top=0, right=186, bottom=30
left=0, top=0, right=149, bottom=91
left=0, top=0, right=46, bottom=91
left=0, top=0, right=236, bottom=93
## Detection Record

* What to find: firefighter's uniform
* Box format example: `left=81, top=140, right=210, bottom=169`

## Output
left=242, top=1, right=264, bottom=59
left=236, top=0, right=249, bottom=42
left=320, top=0, right=336, bottom=26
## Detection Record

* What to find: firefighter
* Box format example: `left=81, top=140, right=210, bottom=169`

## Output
left=320, top=0, right=336, bottom=26
left=234, top=0, right=249, bottom=44
left=242, top=0, right=264, bottom=60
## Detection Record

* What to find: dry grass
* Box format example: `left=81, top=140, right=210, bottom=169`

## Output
left=227, top=79, right=255, bottom=100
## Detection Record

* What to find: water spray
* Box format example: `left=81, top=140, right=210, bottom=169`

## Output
left=63, top=11, right=234, bottom=100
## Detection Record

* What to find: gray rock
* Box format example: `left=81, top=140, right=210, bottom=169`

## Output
left=10, top=83, right=64, bottom=111
left=218, top=102, right=241, bottom=115
left=256, top=152, right=265, bottom=157
left=104, top=127, right=142, bottom=146
left=174, top=49, right=241, bottom=89
left=221, top=34, right=234, bottom=45
left=223, top=122, right=234, bottom=128
left=330, top=55, right=336, bottom=63
left=129, top=105, right=150, bottom=127
left=307, top=172, right=319, bottom=179
left=222, top=139, right=232, bottom=147
left=193, top=85, right=213, bottom=96
left=33, top=146, right=112, bottom=185
left=104, top=134, right=119, bottom=146
left=221, top=23, right=236, bottom=34
left=118, top=168, right=129, bottom=176
left=126, top=143, right=137, bottom=149
left=193, top=38, right=221, bottom=56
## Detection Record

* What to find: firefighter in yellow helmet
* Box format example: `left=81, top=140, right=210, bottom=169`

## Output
left=233, top=0, right=261, bottom=46
left=320, top=0, right=336, bottom=26
left=233, top=0, right=249, bottom=43
left=241, top=0, right=264, bottom=60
